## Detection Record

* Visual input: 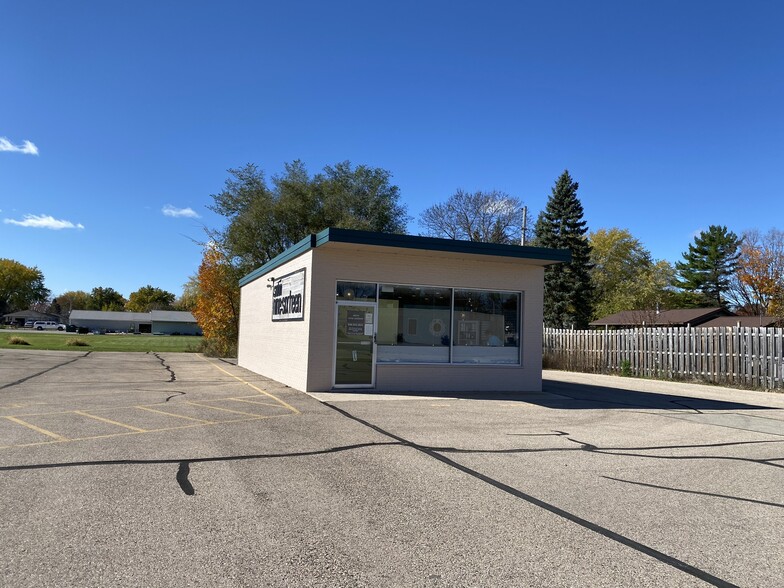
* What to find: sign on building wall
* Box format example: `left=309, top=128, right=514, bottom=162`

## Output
left=271, top=269, right=306, bottom=321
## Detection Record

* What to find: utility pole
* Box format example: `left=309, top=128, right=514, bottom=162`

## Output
left=520, top=206, right=528, bottom=246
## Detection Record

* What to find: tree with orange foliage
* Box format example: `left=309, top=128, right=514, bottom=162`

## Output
left=192, top=246, right=243, bottom=356
left=728, top=228, right=784, bottom=317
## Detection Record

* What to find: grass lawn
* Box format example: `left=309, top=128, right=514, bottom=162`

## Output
left=0, top=331, right=202, bottom=353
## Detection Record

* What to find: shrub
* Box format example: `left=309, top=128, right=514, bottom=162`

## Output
left=9, top=337, right=31, bottom=346
left=619, top=359, right=633, bottom=377
left=66, top=338, right=90, bottom=347
left=197, top=337, right=237, bottom=358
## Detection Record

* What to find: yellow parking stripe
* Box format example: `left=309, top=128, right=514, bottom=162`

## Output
left=185, top=401, right=260, bottom=417
left=73, top=411, right=147, bottom=432
left=0, top=411, right=296, bottom=451
left=199, top=356, right=300, bottom=414
left=228, top=398, right=289, bottom=409
left=135, top=406, right=213, bottom=423
left=4, top=416, right=68, bottom=442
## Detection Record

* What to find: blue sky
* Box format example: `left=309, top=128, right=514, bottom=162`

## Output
left=2, top=1, right=782, bottom=299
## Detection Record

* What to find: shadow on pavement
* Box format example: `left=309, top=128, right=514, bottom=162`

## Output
left=325, top=380, right=777, bottom=412
left=537, top=380, right=775, bottom=411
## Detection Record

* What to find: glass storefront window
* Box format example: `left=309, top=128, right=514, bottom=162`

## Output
left=377, top=284, right=451, bottom=363
left=452, top=289, right=520, bottom=364
left=335, top=281, right=522, bottom=366
left=336, top=281, right=377, bottom=302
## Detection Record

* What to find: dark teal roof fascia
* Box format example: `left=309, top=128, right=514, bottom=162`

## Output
left=239, top=234, right=316, bottom=287
left=315, top=227, right=571, bottom=263
left=240, top=228, right=570, bottom=287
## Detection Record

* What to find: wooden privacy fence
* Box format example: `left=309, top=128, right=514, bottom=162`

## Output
left=542, top=326, right=784, bottom=390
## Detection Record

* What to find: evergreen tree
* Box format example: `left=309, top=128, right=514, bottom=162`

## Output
left=675, top=225, right=741, bottom=308
left=534, top=170, right=594, bottom=328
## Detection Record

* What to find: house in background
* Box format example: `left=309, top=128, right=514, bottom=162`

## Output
left=2, top=310, right=62, bottom=327
left=698, top=315, right=783, bottom=328
left=590, top=308, right=783, bottom=329
left=68, top=310, right=201, bottom=335
left=589, top=308, right=734, bottom=329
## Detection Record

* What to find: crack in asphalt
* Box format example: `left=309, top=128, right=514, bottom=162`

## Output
left=0, top=352, right=91, bottom=391
left=563, top=436, right=784, bottom=469
left=322, top=402, right=743, bottom=588
left=3, top=404, right=779, bottom=587
left=506, top=430, right=569, bottom=437
left=602, top=476, right=784, bottom=509
left=668, top=398, right=704, bottom=414
left=149, top=352, right=176, bottom=382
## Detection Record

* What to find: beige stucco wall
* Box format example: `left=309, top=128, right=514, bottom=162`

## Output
left=239, top=241, right=547, bottom=393
left=237, top=251, right=313, bottom=392
left=306, top=243, right=545, bottom=393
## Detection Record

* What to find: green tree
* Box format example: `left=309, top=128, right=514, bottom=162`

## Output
left=173, top=276, right=200, bottom=311
left=204, top=159, right=409, bottom=351
left=534, top=170, right=594, bottom=328
left=419, top=189, right=527, bottom=244
left=0, top=259, right=50, bottom=315
left=210, top=160, right=409, bottom=273
left=316, top=161, right=409, bottom=235
left=126, top=285, right=176, bottom=312
left=589, top=228, right=675, bottom=318
left=675, top=225, right=741, bottom=308
left=664, top=289, right=715, bottom=309
left=49, top=290, right=92, bottom=317
left=89, top=287, right=127, bottom=311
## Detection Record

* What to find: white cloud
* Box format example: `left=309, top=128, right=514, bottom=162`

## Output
left=3, top=214, right=84, bottom=230
left=0, top=137, right=39, bottom=155
left=162, top=205, right=200, bottom=219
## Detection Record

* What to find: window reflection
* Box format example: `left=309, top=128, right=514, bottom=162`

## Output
left=336, top=281, right=377, bottom=301
left=452, top=289, right=519, bottom=364
left=335, top=281, right=521, bottom=365
left=377, top=284, right=450, bottom=363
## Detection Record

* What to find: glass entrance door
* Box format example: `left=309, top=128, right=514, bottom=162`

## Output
left=334, top=302, right=376, bottom=387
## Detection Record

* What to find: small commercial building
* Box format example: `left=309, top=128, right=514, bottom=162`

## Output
left=238, top=228, right=569, bottom=393
left=69, top=310, right=201, bottom=335
left=2, top=310, right=61, bottom=327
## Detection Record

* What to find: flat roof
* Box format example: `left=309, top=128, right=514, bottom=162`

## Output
left=240, top=227, right=571, bottom=287
left=70, top=310, right=196, bottom=323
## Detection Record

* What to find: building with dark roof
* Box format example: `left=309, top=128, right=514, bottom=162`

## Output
left=589, top=308, right=734, bottom=329
left=698, top=315, right=783, bottom=328
left=238, top=228, right=569, bottom=393
left=2, top=310, right=61, bottom=327
left=68, top=310, right=200, bottom=334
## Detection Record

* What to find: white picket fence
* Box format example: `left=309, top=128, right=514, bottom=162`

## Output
left=543, top=326, right=784, bottom=390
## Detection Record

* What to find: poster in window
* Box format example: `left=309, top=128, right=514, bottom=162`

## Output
left=346, top=310, right=366, bottom=336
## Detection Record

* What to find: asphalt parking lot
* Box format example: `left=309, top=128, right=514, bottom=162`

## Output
left=1, top=349, right=783, bottom=587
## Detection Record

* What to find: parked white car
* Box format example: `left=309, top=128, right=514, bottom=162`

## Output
left=33, top=321, right=66, bottom=331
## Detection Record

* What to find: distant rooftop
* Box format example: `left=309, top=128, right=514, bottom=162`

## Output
left=69, top=310, right=196, bottom=323
left=699, top=315, right=782, bottom=328
left=590, top=308, right=732, bottom=328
